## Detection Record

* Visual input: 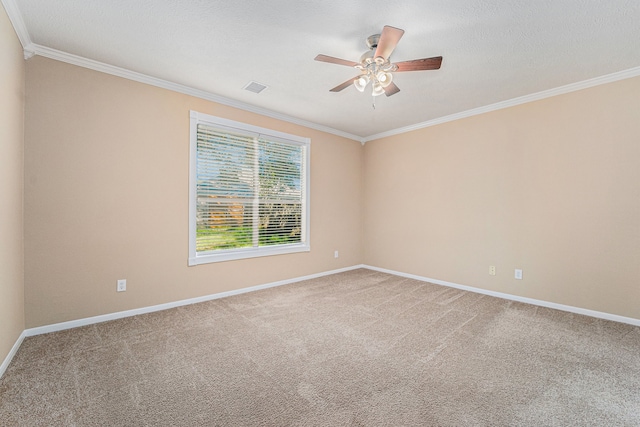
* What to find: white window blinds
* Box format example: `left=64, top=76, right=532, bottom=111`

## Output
left=189, top=111, right=309, bottom=265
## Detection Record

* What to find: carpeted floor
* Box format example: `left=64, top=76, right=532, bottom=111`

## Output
left=1, top=269, right=639, bottom=426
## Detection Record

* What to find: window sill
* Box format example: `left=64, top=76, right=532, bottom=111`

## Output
left=188, top=243, right=310, bottom=266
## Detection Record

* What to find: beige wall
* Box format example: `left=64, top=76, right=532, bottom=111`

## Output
left=0, top=5, right=25, bottom=361
left=20, top=50, right=640, bottom=329
left=24, top=57, right=363, bottom=328
left=364, top=76, right=640, bottom=319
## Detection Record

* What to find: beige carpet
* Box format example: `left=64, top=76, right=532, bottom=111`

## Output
left=1, top=269, right=639, bottom=426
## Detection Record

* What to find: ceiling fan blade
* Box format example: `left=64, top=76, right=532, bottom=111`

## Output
left=315, top=54, right=360, bottom=68
left=384, top=82, right=400, bottom=97
left=330, top=76, right=358, bottom=92
left=394, top=56, right=443, bottom=72
left=374, top=25, right=404, bottom=60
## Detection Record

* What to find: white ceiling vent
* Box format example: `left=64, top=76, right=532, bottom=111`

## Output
left=243, top=81, right=268, bottom=94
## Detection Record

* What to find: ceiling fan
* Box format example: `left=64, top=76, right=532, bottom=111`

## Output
left=315, top=25, right=442, bottom=97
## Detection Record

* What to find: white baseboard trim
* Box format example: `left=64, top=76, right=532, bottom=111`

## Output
left=0, top=330, right=26, bottom=379
left=363, top=265, right=640, bottom=327
left=24, top=265, right=365, bottom=338
left=8, top=262, right=637, bottom=376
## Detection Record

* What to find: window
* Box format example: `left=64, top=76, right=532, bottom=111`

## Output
left=189, top=111, right=310, bottom=265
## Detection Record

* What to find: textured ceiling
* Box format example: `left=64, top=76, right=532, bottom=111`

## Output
left=6, top=0, right=640, bottom=139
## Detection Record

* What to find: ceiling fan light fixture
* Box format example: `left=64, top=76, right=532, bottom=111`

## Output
left=372, top=82, right=385, bottom=97
left=354, top=75, right=369, bottom=92
left=376, top=71, right=393, bottom=87
left=315, top=25, right=442, bottom=100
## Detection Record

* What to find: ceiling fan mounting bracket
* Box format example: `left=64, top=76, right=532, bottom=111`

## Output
left=366, top=34, right=380, bottom=50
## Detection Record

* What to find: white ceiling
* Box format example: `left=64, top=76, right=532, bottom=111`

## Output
left=5, top=0, right=640, bottom=140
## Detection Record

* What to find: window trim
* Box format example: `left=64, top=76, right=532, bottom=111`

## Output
left=188, top=111, right=310, bottom=266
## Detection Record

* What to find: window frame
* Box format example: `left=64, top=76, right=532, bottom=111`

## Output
left=188, top=110, right=310, bottom=266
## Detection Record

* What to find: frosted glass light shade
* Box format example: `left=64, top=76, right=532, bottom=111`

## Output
left=353, top=75, right=369, bottom=92
left=372, top=82, right=385, bottom=96
left=377, top=71, right=393, bottom=88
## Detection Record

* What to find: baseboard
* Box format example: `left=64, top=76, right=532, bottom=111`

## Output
left=363, top=265, right=640, bottom=327
left=0, top=330, right=26, bottom=379
left=24, top=264, right=366, bottom=337
left=12, top=262, right=638, bottom=373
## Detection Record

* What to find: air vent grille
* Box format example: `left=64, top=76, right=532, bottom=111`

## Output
left=243, top=81, right=268, bottom=94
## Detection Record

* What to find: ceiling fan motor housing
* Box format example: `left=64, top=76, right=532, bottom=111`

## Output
left=361, top=33, right=396, bottom=68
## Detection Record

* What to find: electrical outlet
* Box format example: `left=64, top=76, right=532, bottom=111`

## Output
left=334, top=250, right=339, bottom=259
left=489, top=266, right=496, bottom=276
left=515, top=269, right=523, bottom=280
left=117, top=279, right=127, bottom=292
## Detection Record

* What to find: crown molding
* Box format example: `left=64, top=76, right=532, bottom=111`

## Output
left=25, top=43, right=364, bottom=143
left=1, top=0, right=32, bottom=50
left=5, top=0, right=638, bottom=145
left=2, top=0, right=362, bottom=142
left=363, top=65, right=640, bottom=142
left=2, top=1, right=362, bottom=141
left=24, top=42, right=640, bottom=146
